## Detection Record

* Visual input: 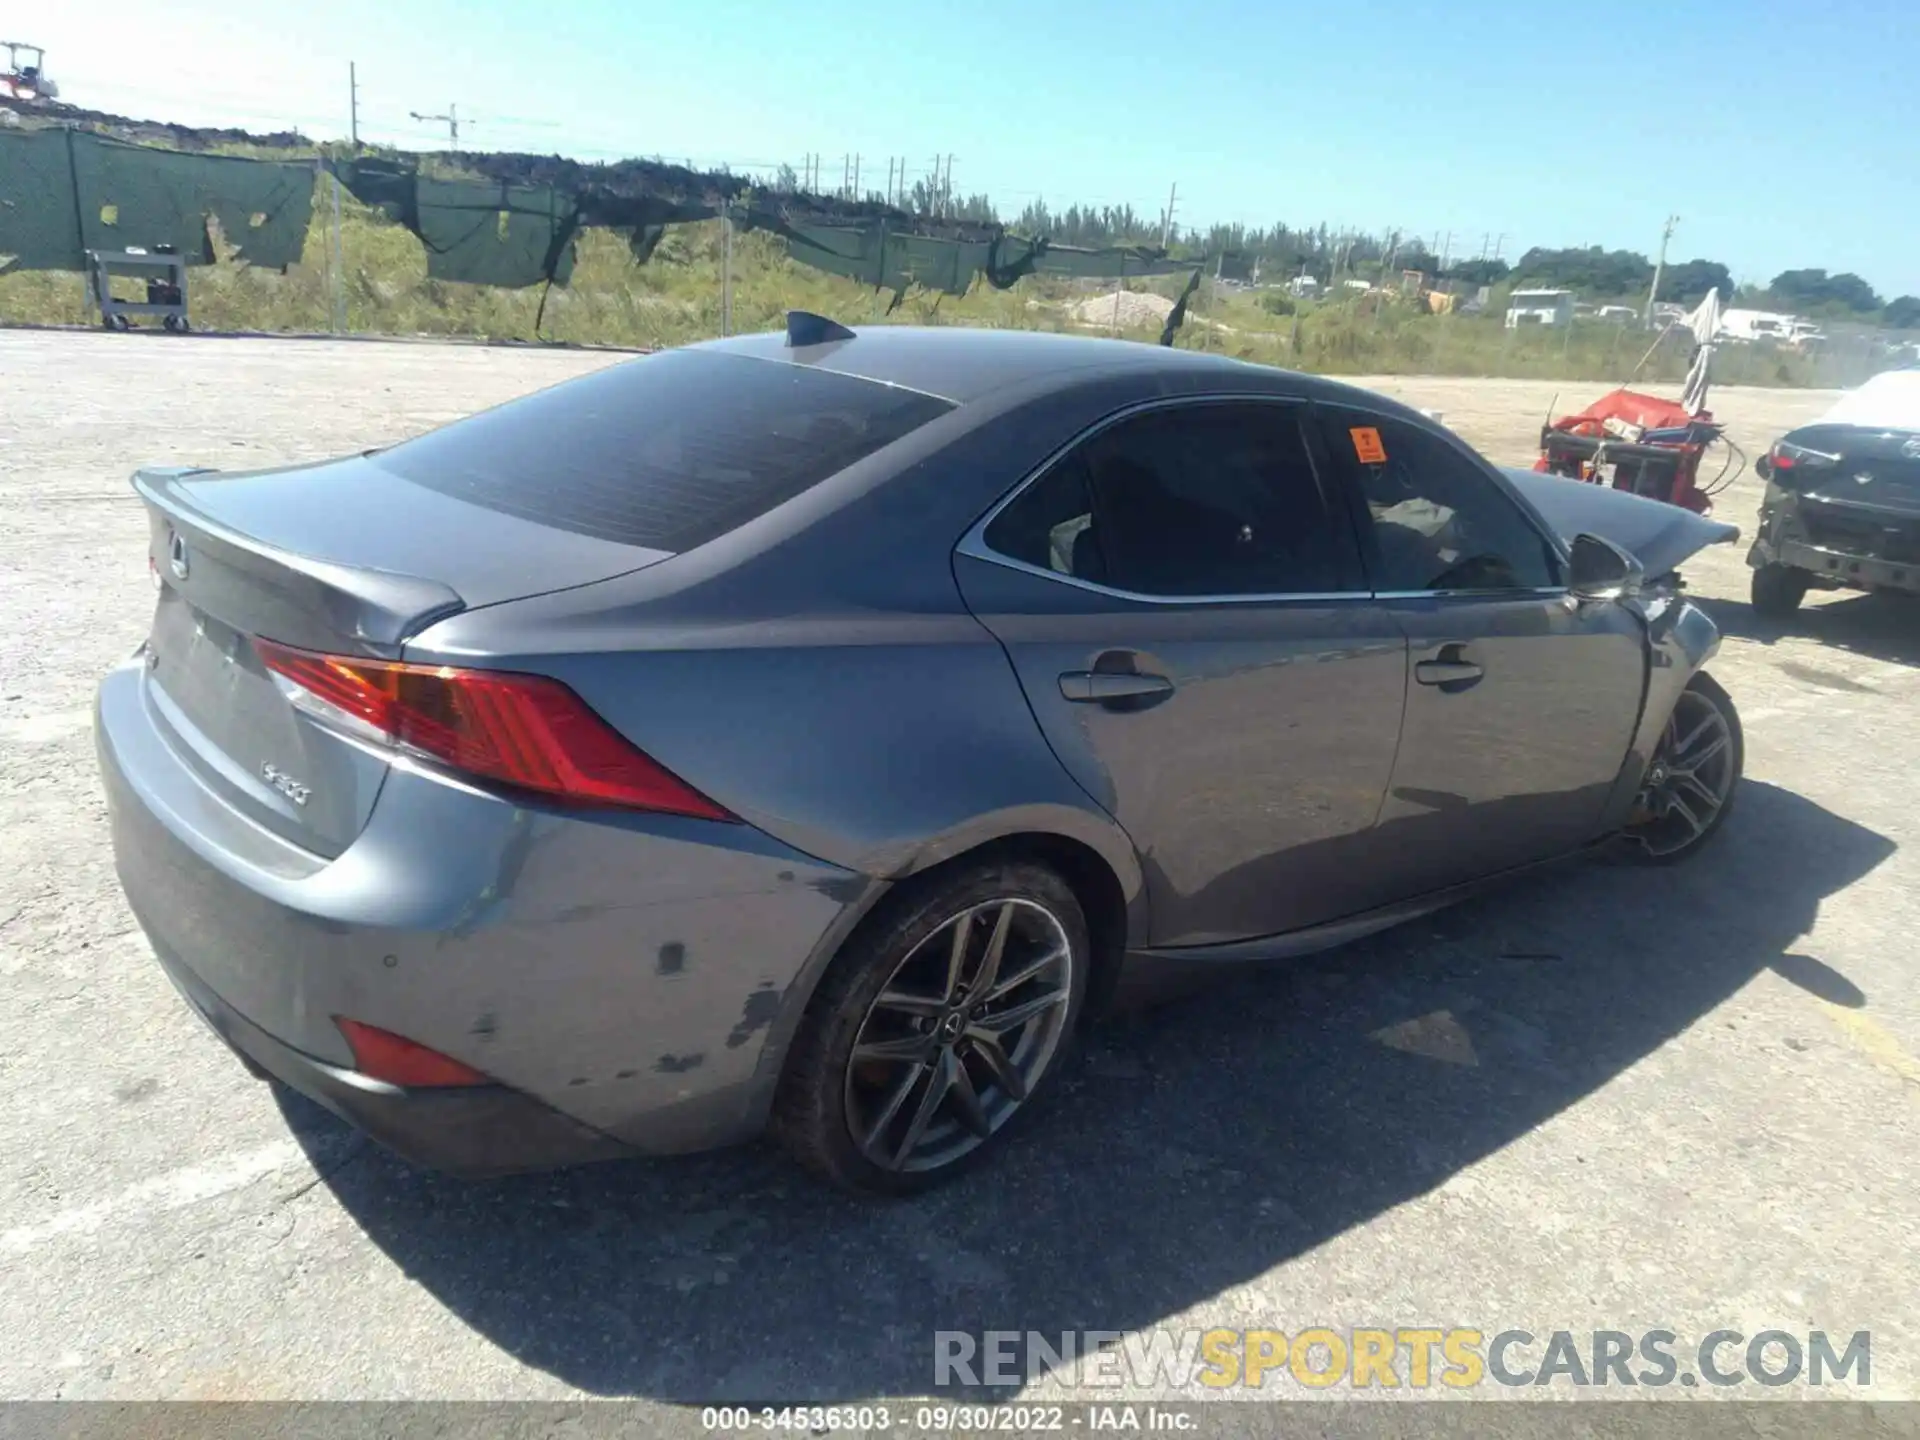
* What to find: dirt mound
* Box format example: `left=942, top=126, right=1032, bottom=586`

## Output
left=1069, top=289, right=1175, bottom=329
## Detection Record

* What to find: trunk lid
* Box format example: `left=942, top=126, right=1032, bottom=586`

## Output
left=135, top=459, right=670, bottom=857
left=1783, top=424, right=1920, bottom=514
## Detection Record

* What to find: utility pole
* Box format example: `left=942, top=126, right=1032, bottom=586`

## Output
left=1160, top=181, right=1178, bottom=249
left=1492, top=232, right=1507, bottom=263
left=1645, top=212, right=1680, bottom=327
left=409, top=103, right=458, bottom=148
left=944, top=154, right=955, bottom=216
left=853, top=153, right=861, bottom=200
left=348, top=63, right=359, bottom=146
left=721, top=201, right=734, bottom=337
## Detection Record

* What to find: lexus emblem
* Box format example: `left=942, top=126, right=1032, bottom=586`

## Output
left=1904, top=437, right=1920, bottom=460
left=168, top=531, right=190, bottom=581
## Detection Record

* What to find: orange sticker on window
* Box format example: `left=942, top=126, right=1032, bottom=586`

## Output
left=1350, top=426, right=1387, bottom=464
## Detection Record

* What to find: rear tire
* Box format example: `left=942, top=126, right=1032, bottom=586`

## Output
left=772, top=860, right=1089, bottom=1195
left=1750, top=564, right=1809, bottom=618
left=1624, top=672, right=1743, bottom=865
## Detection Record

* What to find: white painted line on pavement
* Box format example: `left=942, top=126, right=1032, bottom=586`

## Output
left=2, top=1140, right=310, bottom=1259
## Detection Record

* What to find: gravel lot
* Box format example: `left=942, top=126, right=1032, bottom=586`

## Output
left=3, top=330, right=1916, bottom=1414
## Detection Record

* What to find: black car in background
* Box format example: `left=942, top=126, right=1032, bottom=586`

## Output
left=1749, top=369, right=1920, bottom=616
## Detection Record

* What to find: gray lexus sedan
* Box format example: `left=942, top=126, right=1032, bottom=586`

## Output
left=96, top=319, right=1743, bottom=1193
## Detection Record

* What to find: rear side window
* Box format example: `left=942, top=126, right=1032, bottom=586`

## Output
left=373, top=350, right=954, bottom=551
left=982, top=459, right=1103, bottom=582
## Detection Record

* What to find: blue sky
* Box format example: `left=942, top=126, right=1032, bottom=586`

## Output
left=32, top=0, right=1920, bottom=296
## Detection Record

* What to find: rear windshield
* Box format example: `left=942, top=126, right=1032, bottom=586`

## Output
left=373, top=350, right=955, bottom=551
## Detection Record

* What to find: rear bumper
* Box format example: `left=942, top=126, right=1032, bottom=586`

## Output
left=150, top=930, right=632, bottom=1176
left=95, top=655, right=873, bottom=1173
left=1750, top=536, right=1920, bottom=594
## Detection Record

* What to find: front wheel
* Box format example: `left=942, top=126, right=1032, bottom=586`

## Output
left=1624, top=672, right=1743, bottom=864
left=772, top=860, right=1088, bottom=1195
left=1751, top=563, right=1809, bottom=618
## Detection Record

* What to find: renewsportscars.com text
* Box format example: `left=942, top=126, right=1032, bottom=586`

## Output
left=934, top=1327, right=1871, bottom=1391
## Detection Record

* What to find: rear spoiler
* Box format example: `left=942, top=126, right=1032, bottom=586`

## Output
left=134, top=466, right=465, bottom=655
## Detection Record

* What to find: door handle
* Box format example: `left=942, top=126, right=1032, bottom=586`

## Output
left=1415, top=643, right=1483, bottom=688
left=1059, top=670, right=1176, bottom=703
left=1415, top=660, right=1483, bottom=685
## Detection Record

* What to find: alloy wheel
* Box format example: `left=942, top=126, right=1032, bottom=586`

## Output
left=1631, top=688, right=1738, bottom=858
left=842, top=897, right=1074, bottom=1174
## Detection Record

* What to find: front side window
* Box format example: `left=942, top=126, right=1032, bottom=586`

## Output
left=1324, top=412, right=1562, bottom=592
left=984, top=402, right=1363, bottom=597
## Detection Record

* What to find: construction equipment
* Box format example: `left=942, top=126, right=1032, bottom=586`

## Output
left=1533, top=290, right=1743, bottom=514
left=1, top=41, right=58, bottom=103
left=1534, top=389, right=1741, bottom=515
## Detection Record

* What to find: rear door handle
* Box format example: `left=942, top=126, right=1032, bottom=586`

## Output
left=1059, top=670, right=1176, bottom=702
left=1415, top=660, right=1483, bottom=685
left=1415, top=642, right=1483, bottom=687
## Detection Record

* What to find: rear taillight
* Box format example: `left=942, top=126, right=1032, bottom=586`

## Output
left=334, top=1018, right=489, bottom=1087
left=1772, top=440, right=1839, bottom=473
left=253, top=638, right=734, bottom=821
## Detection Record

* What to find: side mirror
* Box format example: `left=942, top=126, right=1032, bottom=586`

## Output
left=1568, top=533, right=1644, bottom=601
left=1755, top=453, right=1775, bottom=482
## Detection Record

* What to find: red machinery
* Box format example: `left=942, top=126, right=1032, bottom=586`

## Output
left=1533, top=387, right=1737, bottom=515
left=1, top=41, right=57, bottom=103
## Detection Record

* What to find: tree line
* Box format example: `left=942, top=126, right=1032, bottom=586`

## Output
left=1494, top=249, right=1916, bottom=327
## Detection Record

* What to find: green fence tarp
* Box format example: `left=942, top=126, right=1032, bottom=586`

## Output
left=74, top=136, right=313, bottom=267
left=0, top=129, right=84, bottom=270
left=336, top=160, right=589, bottom=289
left=409, top=176, right=578, bottom=289
left=0, top=129, right=312, bottom=273
left=761, top=223, right=1195, bottom=299
left=5, top=133, right=1201, bottom=301
left=336, top=158, right=1200, bottom=298
left=776, top=220, right=992, bottom=297
left=1016, top=239, right=1197, bottom=282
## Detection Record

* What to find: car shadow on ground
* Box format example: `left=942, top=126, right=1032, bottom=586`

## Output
left=1701, top=589, right=1920, bottom=669
left=281, top=780, right=1892, bottom=1402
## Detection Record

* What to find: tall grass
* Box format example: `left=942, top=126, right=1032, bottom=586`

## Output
left=0, top=192, right=1877, bottom=387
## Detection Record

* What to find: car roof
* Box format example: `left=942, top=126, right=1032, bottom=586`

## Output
left=693, top=324, right=1266, bottom=404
